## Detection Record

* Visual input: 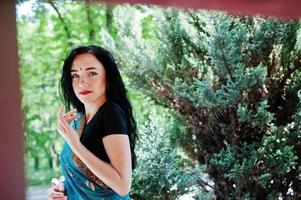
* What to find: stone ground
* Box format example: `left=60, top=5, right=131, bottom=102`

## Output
left=26, top=185, right=49, bottom=200
left=26, top=185, right=196, bottom=200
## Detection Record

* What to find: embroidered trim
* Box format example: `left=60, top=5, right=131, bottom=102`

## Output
left=71, top=152, right=109, bottom=189
left=71, top=114, right=109, bottom=189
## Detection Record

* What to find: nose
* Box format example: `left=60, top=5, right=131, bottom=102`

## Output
left=79, top=76, right=88, bottom=87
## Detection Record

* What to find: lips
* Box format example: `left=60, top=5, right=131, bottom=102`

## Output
left=79, top=90, right=92, bottom=95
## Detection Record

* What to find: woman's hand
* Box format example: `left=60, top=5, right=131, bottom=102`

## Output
left=48, top=179, right=67, bottom=200
left=57, top=105, right=80, bottom=147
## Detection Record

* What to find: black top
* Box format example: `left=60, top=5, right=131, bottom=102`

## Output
left=79, top=100, right=128, bottom=163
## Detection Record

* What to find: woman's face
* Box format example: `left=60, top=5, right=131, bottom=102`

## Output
left=71, top=53, right=107, bottom=107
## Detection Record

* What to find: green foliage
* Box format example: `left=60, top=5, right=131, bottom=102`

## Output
left=237, top=100, right=274, bottom=129
left=110, top=5, right=301, bottom=199
left=211, top=137, right=297, bottom=192
left=26, top=167, right=61, bottom=186
left=18, top=1, right=301, bottom=199
left=131, top=111, right=210, bottom=199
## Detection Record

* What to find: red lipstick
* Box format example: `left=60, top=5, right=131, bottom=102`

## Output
left=79, top=90, right=92, bottom=95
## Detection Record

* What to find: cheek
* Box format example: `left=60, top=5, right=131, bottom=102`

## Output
left=101, top=77, right=106, bottom=86
left=96, top=75, right=106, bottom=87
left=72, top=80, right=78, bottom=91
left=102, top=80, right=107, bottom=92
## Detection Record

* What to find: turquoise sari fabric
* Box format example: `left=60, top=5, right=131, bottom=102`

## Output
left=59, top=115, right=130, bottom=200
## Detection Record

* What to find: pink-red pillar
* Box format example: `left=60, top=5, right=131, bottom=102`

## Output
left=0, top=1, right=25, bottom=199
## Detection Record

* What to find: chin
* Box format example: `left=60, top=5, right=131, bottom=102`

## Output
left=80, top=98, right=99, bottom=106
left=77, top=97, right=90, bottom=104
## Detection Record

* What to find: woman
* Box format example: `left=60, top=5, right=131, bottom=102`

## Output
left=48, top=45, right=137, bottom=200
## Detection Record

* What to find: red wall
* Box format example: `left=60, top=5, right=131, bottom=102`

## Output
left=106, top=0, right=301, bottom=19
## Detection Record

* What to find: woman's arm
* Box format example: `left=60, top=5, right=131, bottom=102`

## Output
left=71, top=135, right=132, bottom=196
left=57, top=106, right=132, bottom=196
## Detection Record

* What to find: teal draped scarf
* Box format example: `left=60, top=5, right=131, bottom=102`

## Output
left=59, top=114, right=130, bottom=200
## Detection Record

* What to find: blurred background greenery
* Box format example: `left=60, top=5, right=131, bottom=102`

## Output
left=17, top=0, right=301, bottom=199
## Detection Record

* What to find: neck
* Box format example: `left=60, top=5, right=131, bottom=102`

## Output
left=84, top=97, right=107, bottom=123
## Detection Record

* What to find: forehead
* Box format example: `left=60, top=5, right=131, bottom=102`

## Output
left=71, top=53, right=103, bottom=70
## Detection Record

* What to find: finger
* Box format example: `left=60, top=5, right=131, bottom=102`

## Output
left=53, top=198, right=67, bottom=200
left=53, top=184, right=60, bottom=190
left=57, top=107, right=64, bottom=128
left=59, top=116, right=70, bottom=130
left=60, top=115, right=73, bottom=131
left=52, top=194, right=67, bottom=200
left=52, top=178, right=60, bottom=186
left=48, top=187, right=54, bottom=196
left=63, top=108, right=77, bottom=118
left=52, top=197, right=67, bottom=200
left=58, top=183, right=65, bottom=192
left=57, top=119, right=68, bottom=135
left=57, top=118, right=75, bottom=140
left=57, top=105, right=65, bottom=118
left=50, top=190, right=65, bottom=198
left=51, top=196, right=65, bottom=200
left=64, top=113, right=80, bottom=124
left=58, top=176, right=65, bottom=183
left=48, top=188, right=64, bottom=198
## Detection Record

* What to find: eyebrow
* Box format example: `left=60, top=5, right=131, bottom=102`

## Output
left=71, top=67, right=98, bottom=72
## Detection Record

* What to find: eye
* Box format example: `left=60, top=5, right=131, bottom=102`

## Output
left=88, top=72, right=97, bottom=76
left=71, top=74, right=79, bottom=78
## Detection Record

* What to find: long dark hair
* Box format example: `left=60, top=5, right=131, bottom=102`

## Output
left=60, top=45, right=137, bottom=169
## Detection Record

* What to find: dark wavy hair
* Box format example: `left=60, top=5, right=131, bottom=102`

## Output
left=59, top=45, right=137, bottom=169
